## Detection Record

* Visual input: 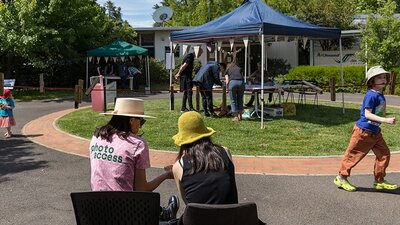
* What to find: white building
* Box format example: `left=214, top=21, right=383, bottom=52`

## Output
left=135, top=27, right=207, bottom=66
left=135, top=27, right=363, bottom=70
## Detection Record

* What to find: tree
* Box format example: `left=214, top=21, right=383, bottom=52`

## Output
left=101, top=1, right=136, bottom=43
left=358, top=0, right=400, bottom=69
left=156, top=0, right=242, bottom=26
left=351, top=0, right=400, bottom=13
left=267, top=0, right=356, bottom=51
left=0, top=0, right=137, bottom=79
left=103, top=0, right=122, bottom=21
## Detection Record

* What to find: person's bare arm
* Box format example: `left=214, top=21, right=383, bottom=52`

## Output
left=175, top=63, right=188, bottom=79
left=134, top=168, right=173, bottom=192
left=225, top=74, right=230, bottom=93
left=365, top=108, right=396, bottom=125
left=172, top=161, right=186, bottom=202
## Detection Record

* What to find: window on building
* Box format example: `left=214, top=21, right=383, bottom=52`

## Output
left=140, top=33, right=154, bottom=46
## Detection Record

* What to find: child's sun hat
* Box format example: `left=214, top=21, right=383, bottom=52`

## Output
left=1, top=89, right=11, bottom=99
left=172, top=111, right=215, bottom=146
left=366, top=66, right=390, bottom=84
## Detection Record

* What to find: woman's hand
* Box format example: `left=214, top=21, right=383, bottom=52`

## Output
left=164, top=165, right=174, bottom=179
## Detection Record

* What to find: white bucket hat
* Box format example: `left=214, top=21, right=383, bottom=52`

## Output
left=102, top=98, right=155, bottom=118
left=366, top=66, right=390, bottom=84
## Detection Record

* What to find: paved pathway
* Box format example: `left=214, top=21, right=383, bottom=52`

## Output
left=22, top=93, right=400, bottom=175
left=2, top=93, right=400, bottom=225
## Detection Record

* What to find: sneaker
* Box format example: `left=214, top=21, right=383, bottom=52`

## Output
left=180, top=108, right=189, bottom=113
left=373, top=180, right=397, bottom=190
left=333, top=175, right=357, bottom=192
left=189, top=108, right=197, bottom=112
left=204, top=112, right=210, bottom=117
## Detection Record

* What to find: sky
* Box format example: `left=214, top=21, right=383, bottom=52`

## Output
left=97, top=0, right=161, bottom=28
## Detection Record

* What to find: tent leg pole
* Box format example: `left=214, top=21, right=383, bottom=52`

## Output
left=170, top=41, right=174, bottom=111
left=147, top=56, right=150, bottom=93
left=261, top=34, right=265, bottom=129
left=339, top=38, right=345, bottom=114
left=365, top=42, right=368, bottom=76
left=244, top=39, right=248, bottom=104
left=214, top=42, right=218, bottom=61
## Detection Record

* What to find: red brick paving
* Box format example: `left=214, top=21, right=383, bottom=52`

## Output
left=22, top=108, right=400, bottom=175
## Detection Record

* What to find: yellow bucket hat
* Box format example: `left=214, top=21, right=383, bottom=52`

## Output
left=172, top=111, right=216, bottom=146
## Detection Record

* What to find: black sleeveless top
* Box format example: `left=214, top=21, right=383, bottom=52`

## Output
left=180, top=146, right=238, bottom=204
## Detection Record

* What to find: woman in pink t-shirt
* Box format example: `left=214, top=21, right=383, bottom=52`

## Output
left=89, top=98, right=179, bottom=221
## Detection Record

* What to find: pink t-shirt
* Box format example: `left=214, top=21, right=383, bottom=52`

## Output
left=90, top=134, right=150, bottom=191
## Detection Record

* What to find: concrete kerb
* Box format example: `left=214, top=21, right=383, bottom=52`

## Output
left=21, top=100, right=400, bottom=176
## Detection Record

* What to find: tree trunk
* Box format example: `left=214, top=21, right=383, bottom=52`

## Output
left=389, top=71, right=396, bottom=95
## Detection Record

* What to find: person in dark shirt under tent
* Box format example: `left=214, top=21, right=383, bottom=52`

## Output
left=175, top=48, right=203, bottom=112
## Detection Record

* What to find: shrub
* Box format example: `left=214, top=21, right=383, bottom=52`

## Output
left=280, top=65, right=365, bottom=93
left=267, top=58, right=291, bottom=77
left=148, top=58, right=169, bottom=83
left=278, top=65, right=400, bottom=94
left=14, top=61, right=86, bottom=88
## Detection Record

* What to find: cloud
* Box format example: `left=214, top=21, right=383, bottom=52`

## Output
left=97, top=0, right=161, bottom=27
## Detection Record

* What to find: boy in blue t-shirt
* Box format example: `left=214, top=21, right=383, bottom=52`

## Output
left=334, top=66, right=397, bottom=192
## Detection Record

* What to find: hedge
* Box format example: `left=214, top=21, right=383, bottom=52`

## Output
left=278, top=65, right=400, bottom=95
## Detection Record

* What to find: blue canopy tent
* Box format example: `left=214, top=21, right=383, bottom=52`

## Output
left=170, top=0, right=343, bottom=128
left=171, top=0, right=340, bottom=42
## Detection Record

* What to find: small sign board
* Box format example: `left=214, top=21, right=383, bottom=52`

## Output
left=105, top=81, right=117, bottom=105
left=165, top=53, right=175, bottom=69
left=4, top=79, right=15, bottom=89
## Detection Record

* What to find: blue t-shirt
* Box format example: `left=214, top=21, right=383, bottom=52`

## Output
left=355, top=90, right=386, bottom=133
left=0, top=98, right=14, bottom=117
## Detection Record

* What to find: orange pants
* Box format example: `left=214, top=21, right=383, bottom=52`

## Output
left=339, top=125, right=390, bottom=182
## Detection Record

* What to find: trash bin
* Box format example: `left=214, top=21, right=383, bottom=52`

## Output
left=91, top=78, right=105, bottom=112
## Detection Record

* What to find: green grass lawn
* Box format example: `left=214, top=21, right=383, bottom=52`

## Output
left=12, top=89, right=75, bottom=101
left=56, top=98, right=400, bottom=156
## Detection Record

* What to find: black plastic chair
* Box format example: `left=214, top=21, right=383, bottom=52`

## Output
left=70, top=191, right=160, bottom=225
left=181, top=202, right=262, bottom=225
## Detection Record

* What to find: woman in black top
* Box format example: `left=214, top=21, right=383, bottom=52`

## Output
left=172, top=111, right=238, bottom=204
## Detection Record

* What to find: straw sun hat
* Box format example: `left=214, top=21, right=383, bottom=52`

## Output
left=102, top=98, right=155, bottom=118
left=173, top=111, right=216, bottom=146
left=366, top=66, right=390, bottom=84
